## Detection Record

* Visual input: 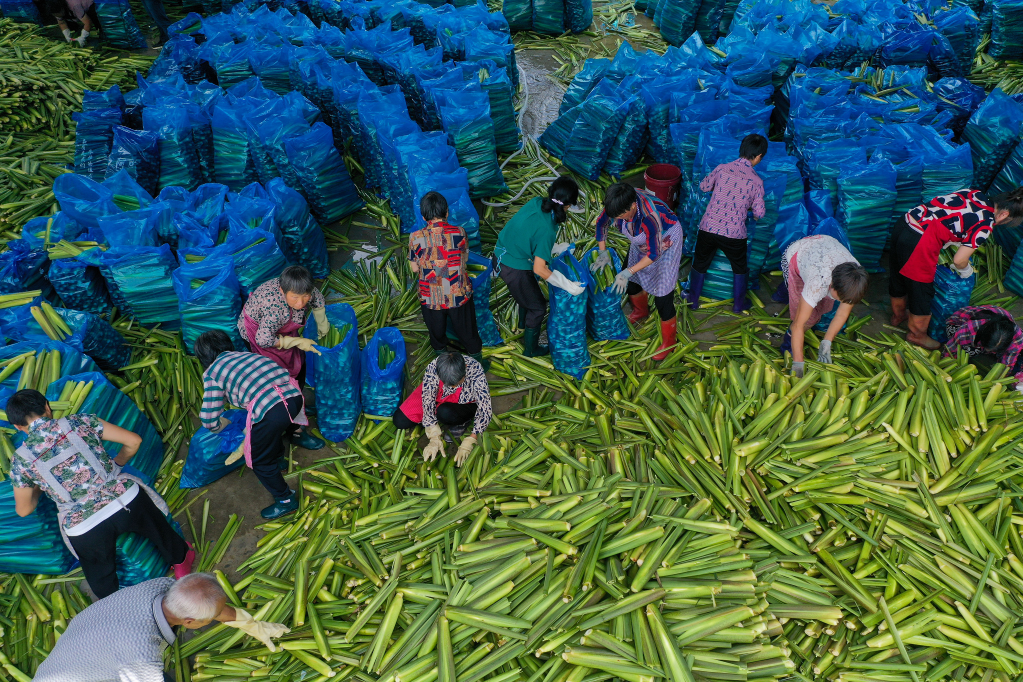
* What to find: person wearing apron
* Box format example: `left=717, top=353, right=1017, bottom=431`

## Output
left=889, top=188, right=1023, bottom=349
left=595, top=183, right=684, bottom=361
left=391, top=352, right=492, bottom=467
left=494, top=177, right=586, bottom=357
left=7, top=389, right=192, bottom=599
left=195, top=331, right=309, bottom=520
left=238, top=265, right=327, bottom=451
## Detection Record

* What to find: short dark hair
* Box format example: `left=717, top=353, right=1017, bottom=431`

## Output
left=976, top=315, right=1017, bottom=356
left=831, top=262, right=869, bottom=305
left=542, top=176, right=579, bottom=224
left=194, top=330, right=234, bottom=369
left=6, top=389, right=49, bottom=427
left=739, top=133, right=769, bottom=161
left=280, top=265, right=314, bottom=296
left=993, top=187, right=1023, bottom=224
left=436, top=352, right=466, bottom=386
left=604, top=183, right=637, bottom=219
left=420, top=191, right=448, bottom=222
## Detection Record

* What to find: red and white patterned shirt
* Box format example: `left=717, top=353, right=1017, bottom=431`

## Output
left=905, top=189, right=995, bottom=248
left=408, top=220, right=472, bottom=310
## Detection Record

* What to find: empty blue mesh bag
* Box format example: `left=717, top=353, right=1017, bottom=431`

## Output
left=313, top=304, right=361, bottom=442
left=548, top=251, right=590, bottom=379
left=181, top=409, right=247, bottom=488
left=360, top=327, right=406, bottom=418
left=172, top=256, right=246, bottom=353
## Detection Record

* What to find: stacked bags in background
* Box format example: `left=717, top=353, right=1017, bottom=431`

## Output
left=502, top=0, right=592, bottom=34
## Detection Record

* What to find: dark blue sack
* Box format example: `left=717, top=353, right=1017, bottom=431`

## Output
left=0, top=240, right=49, bottom=297
left=172, top=256, right=246, bottom=353
left=548, top=251, right=590, bottom=379
left=266, top=178, right=330, bottom=279
left=73, top=108, right=123, bottom=182
left=929, top=265, right=975, bottom=342
left=0, top=305, right=129, bottom=371
left=101, top=245, right=180, bottom=330
left=561, top=59, right=610, bottom=115
left=180, top=410, right=247, bottom=488
left=286, top=122, right=365, bottom=223
left=467, top=252, right=503, bottom=346
left=583, top=247, right=629, bottom=341
left=105, top=127, right=161, bottom=198
left=53, top=173, right=119, bottom=230
left=962, top=88, right=1023, bottom=191
left=360, top=327, right=406, bottom=418
left=313, top=304, right=361, bottom=442
left=49, top=256, right=112, bottom=316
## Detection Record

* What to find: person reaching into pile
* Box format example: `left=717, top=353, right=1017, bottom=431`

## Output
left=392, top=352, right=492, bottom=467
left=6, top=389, right=193, bottom=599
left=594, top=182, right=684, bottom=361
left=493, top=176, right=585, bottom=357
left=778, top=235, right=869, bottom=377
left=943, top=306, right=1023, bottom=388
left=238, top=265, right=326, bottom=451
left=889, top=188, right=1023, bottom=349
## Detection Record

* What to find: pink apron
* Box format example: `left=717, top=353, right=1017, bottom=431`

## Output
left=243, top=313, right=304, bottom=379
left=243, top=379, right=309, bottom=468
left=399, top=383, right=463, bottom=423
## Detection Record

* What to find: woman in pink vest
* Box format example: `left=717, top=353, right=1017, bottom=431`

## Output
left=393, top=352, right=492, bottom=466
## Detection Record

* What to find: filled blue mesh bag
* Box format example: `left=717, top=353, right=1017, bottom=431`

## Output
left=583, top=247, right=629, bottom=341
left=548, top=251, right=590, bottom=379
left=928, top=265, right=976, bottom=343
left=172, top=256, right=246, bottom=353
left=360, top=327, right=406, bottom=418
left=312, top=304, right=361, bottom=442
left=180, top=410, right=247, bottom=488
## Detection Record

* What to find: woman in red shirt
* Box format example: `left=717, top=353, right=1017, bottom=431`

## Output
left=889, top=188, right=1023, bottom=348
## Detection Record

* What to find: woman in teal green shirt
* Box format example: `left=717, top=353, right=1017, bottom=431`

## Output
left=494, top=177, right=585, bottom=356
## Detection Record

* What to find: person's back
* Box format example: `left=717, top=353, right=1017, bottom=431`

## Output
left=698, top=154, right=766, bottom=238
left=495, top=197, right=555, bottom=271
left=33, top=578, right=176, bottom=682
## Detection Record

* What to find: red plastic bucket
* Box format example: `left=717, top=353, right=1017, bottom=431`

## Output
left=644, top=164, right=682, bottom=210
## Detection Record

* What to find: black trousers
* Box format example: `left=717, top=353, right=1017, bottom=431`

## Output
left=393, top=402, right=478, bottom=429
left=888, top=216, right=934, bottom=316
left=692, top=230, right=749, bottom=275
left=499, top=265, right=547, bottom=328
left=626, top=281, right=676, bottom=320
left=68, top=490, right=188, bottom=599
left=250, top=396, right=303, bottom=501
left=421, top=302, right=482, bottom=354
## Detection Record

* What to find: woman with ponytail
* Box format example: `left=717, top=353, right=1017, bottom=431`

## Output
left=494, top=177, right=585, bottom=357
left=889, top=187, right=1023, bottom=349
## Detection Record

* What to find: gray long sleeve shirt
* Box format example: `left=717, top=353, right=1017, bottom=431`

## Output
left=33, top=578, right=176, bottom=682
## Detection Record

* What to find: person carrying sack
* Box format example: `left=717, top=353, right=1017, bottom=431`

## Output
left=494, top=176, right=585, bottom=357
left=889, top=188, right=1023, bottom=349
left=392, top=352, right=492, bottom=467
left=7, top=389, right=193, bottom=599
left=238, top=265, right=326, bottom=451
left=195, top=330, right=308, bottom=520
left=408, top=192, right=487, bottom=368
left=594, top=183, right=684, bottom=361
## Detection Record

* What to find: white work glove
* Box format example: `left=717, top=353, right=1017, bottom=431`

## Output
left=312, top=307, right=330, bottom=339
left=210, top=416, right=231, bottom=434
left=1016, top=382, right=1023, bottom=394
left=612, top=267, right=633, bottom=295
left=954, top=262, right=974, bottom=279
left=224, top=439, right=246, bottom=466
left=224, top=608, right=290, bottom=652
left=455, top=434, right=477, bottom=467
left=817, top=340, right=832, bottom=364
left=422, top=424, right=445, bottom=462
left=547, top=270, right=585, bottom=296
left=277, top=335, right=322, bottom=355
left=590, top=249, right=612, bottom=273
left=551, top=242, right=571, bottom=257
left=792, top=361, right=805, bottom=378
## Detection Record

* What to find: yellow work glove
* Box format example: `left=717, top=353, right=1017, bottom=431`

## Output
left=224, top=439, right=246, bottom=466
left=312, top=307, right=330, bottom=339
left=454, top=434, right=477, bottom=467
left=223, top=608, right=290, bottom=652
left=277, top=335, right=321, bottom=355
left=422, top=424, right=445, bottom=462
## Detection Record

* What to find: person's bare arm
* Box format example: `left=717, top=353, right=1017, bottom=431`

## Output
left=533, top=256, right=553, bottom=280
left=216, top=605, right=238, bottom=622
left=628, top=256, right=655, bottom=274
left=953, top=245, right=976, bottom=270
left=824, top=302, right=854, bottom=342
left=99, top=419, right=142, bottom=466
left=13, top=486, right=41, bottom=517
left=790, top=299, right=815, bottom=363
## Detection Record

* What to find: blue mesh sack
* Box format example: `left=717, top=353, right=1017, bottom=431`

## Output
left=561, top=59, right=610, bottom=115
left=20, top=213, right=83, bottom=251
left=0, top=0, right=42, bottom=23
left=1005, top=238, right=1023, bottom=295
left=285, top=122, right=365, bottom=223
left=991, top=0, right=1023, bottom=59
left=992, top=139, right=1023, bottom=199
left=928, top=265, right=976, bottom=342
left=219, top=227, right=288, bottom=297
left=211, top=100, right=260, bottom=192
left=503, top=0, right=532, bottom=29
left=101, top=245, right=180, bottom=330
left=97, top=205, right=167, bottom=248
left=0, top=305, right=129, bottom=371
left=467, top=252, right=503, bottom=346
left=73, top=108, right=123, bottom=182
left=548, top=251, right=590, bottom=379
left=180, top=410, right=247, bottom=488
left=48, top=256, right=112, bottom=316
left=0, top=240, right=49, bottom=297
left=604, top=89, right=648, bottom=178
left=838, top=160, right=897, bottom=273
left=539, top=104, right=582, bottom=160
left=172, top=257, right=246, bottom=353
left=962, top=89, right=1023, bottom=192
left=566, top=0, right=593, bottom=32
left=266, top=178, right=329, bottom=279
left=657, top=0, right=701, bottom=46
left=143, top=106, right=203, bottom=192
left=312, top=304, right=361, bottom=442
left=583, top=247, right=629, bottom=341
left=922, top=142, right=974, bottom=198
left=563, top=94, right=630, bottom=181
left=54, top=174, right=119, bottom=231
left=0, top=341, right=97, bottom=392
left=0, top=488, right=73, bottom=575
left=360, top=327, right=406, bottom=418
left=105, top=127, right=161, bottom=198
left=94, top=0, right=148, bottom=49
left=187, top=183, right=229, bottom=226
left=437, top=90, right=508, bottom=198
